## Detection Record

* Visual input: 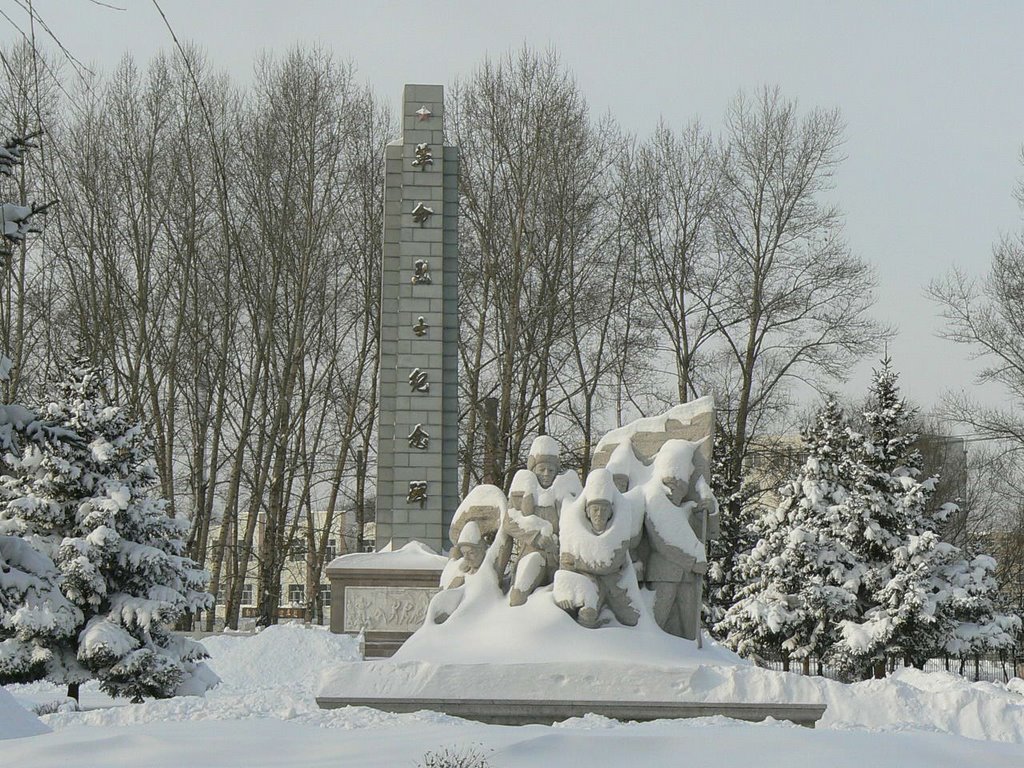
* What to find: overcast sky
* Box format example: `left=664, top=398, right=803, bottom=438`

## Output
left=14, top=1, right=1024, bottom=419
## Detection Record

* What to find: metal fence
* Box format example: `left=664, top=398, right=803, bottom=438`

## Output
left=754, top=651, right=1022, bottom=684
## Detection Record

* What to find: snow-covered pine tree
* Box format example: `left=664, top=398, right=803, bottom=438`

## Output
left=717, top=399, right=861, bottom=668
left=934, top=541, right=1020, bottom=658
left=828, top=358, right=939, bottom=676
left=833, top=358, right=1019, bottom=676
left=0, top=123, right=80, bottom=684
left=706, top=430, right=760, bottom=633
left=1, top=361, right=214, bottom=701
left=0, top=366, right=82, bottom=683
left=835, top=514, right=1020, bottom=673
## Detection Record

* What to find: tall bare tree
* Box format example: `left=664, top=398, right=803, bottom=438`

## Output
left=625, top=120, right=723, bottom=404
left=929, top=157, right=1024, bottom=448
left=709, top=87, right=887, bottom=490
left=452, top=47, right=630, bottom=488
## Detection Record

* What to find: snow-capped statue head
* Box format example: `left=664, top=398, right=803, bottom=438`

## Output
left=449, top=483, right=506, bottom=547
left=508, top=468, right=541, bottom=516
left=605, top=439, right=641, bottom=493
left=452, top=521, right=486, bottom=570
left=582, top=468, right=619, bottom=533
left=652, top=439, right=699, bottom=506
left=527, top=435, right=562, bottom=489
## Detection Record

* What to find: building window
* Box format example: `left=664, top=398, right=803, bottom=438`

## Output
left=319, top=584, right=331, bottom=605
left=325, top=538, right=337, bottom=561
left=287, top=542, right=306, bottom=562
left=287, top=583, right=305, bottom=605
left=241, top=583, right=253, bottom=605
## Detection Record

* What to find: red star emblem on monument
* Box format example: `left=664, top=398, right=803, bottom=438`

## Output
left=416, top=106, right=433, bottom=121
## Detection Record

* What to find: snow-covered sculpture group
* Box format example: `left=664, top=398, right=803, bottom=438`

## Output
left=435, top=399, right=720, bottom=641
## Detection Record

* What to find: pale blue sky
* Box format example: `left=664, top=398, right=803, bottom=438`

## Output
left=13, top=0, right=1024, bottom=415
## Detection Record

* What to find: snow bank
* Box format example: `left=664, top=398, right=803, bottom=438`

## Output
left=0, top=685, right=50, bottom=740
left=817, top=667, right=1024, bottom=743
left=7, top=614, right=1024, bottom=767
left=6, top=713, right=1024, bottom=768
left=23, top=624, right=363, bottom=731
left=200, top=623, right=361, bottom=692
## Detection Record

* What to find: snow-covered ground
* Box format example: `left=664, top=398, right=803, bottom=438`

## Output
left=4, top=623, right=1024, bottom=766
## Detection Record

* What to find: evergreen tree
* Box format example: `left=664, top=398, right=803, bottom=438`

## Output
left=833, top=359, right=1019, bottom=675
left=0, top=361, right=214, bottom=701
left=717, top=399, right=862, bottom=666
left=0, top=387, right=82, bottom=683
left=706, top=430, right=763, bottom=633
left=0, top=352, right=85, bottom=682
left=934, top=543, right=1020, bottom=657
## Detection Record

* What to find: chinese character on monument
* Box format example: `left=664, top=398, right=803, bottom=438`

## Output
left=407, top=480, right=428, bottom=507
left=412, top=202, right=433, bottom=225
left=409, top=368, right=429, bottom=392
left=412, top=143, right=433, bottom=170
left=411, top=259, right=432, bottom=285
left=408, top=424, right=430, bottom=450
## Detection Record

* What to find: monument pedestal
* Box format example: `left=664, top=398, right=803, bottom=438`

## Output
left=317, top=693, right=826, bottom=727
left=317, top=657, right=827, bottom=728
left=326, top=544, right=445, bottom=657
left=320, top=581, right=828, bottom=728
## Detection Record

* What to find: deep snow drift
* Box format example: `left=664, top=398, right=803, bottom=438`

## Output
left=0, top=684, right=50, bottom=739
left=3, top=622, right=1024, bottom=766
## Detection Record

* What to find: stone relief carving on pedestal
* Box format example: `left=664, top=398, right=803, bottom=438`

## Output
left=344, top=586, right=438, bottom=632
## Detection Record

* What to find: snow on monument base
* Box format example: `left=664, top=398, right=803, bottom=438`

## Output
left=315, top=552, right=827, bottom=729
left=317, top=582, right=826, bottom=726
left=318, top=400, right=825, bottom=725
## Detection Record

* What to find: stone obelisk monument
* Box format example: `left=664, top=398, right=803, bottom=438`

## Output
left=375, top=85, right=459, bottom=553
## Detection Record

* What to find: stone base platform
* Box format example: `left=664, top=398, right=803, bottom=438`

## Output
left=315, top=695, right=826, bottom=727
left=317, top=659, right=829, bottom=729
left=325, top=544, right=446, bottom=657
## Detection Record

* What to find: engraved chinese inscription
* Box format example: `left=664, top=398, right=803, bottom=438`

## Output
left=412, top=143, right=433, bottom=170
left=408, top=423, right=430, bottom=450
left=409, top=367, right=429, bottom=392
left=411, top=259, right=432, bottom=285
left=407, top=480, right=428, bottom=507
left=412, top=202, right=434, bottom=225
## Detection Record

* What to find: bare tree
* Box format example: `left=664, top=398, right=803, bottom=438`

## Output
left=26, top=42, right=391, bottom=630
left=928, top=152, right=1024, bottom=613
left=929, top=159, right=1024, bottom=448
left=0, top=42, right=63, bottom=401
left=709, top=87, right=888, bottom=489
left=452, top=47, right=631, bottom=488
left=626, top=120, right=723, bottom=404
